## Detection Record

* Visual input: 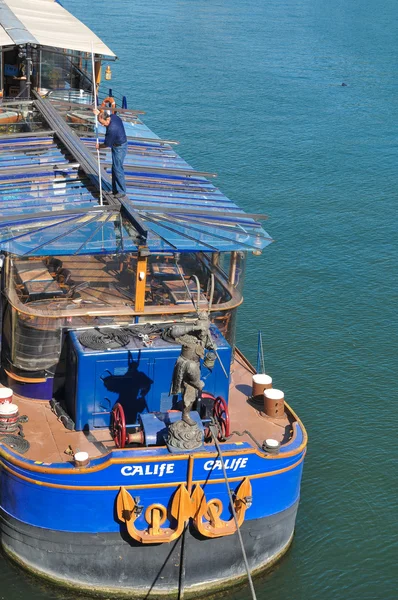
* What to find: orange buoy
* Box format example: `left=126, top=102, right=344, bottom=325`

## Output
left=100, top=96, right=116, bottom=109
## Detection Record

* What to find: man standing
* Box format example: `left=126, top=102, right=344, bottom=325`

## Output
left=94, top=109, right=128, bottom=197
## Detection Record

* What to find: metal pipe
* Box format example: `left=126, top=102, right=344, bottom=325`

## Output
left=208, top=272, right=215, bottom=309
left=38, top=48, right=42, bottom=91
left=229, top=251, right=237, bottom=286
left=25, top=44, right=32, bottom=99
left=91, top=43, right=103, bottom=206
left=211, top=252, right=219, bottom=267
left=174, top=255, right=197, bottom=311
left=214, top=347, right=229, bottom=380
left=124, top=165, right=217, bottom=178
left=0, top=49, right=3, bottom=98
left=190, top=274, right=201, bottom=312
left=50, top=99, right=144, bottom=116
left=80, top=131, right=178, bottom=144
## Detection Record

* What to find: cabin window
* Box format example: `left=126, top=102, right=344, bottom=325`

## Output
left=3, top=251, right=242, bottom=370
left=2, top=304, right=63, bottom=373
left=143, top=253, right=239, bottom=344
left=218, top=251, right=246, bottom=293
left=144, top=253, right=232, bottom=308
left=35, top=48, right=92, bottom=97
left=7, top=254, right=139, bottom=312
left=3, top=253, right=140, bottom=375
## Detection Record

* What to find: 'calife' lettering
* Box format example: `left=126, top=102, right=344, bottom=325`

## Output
left=121, top=463, right=174, bottom=477
left=203, top=457, right=249, bottom=471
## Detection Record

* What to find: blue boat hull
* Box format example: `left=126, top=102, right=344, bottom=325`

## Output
left=0, top=416, right=306, bottom=595
left=0, top=499, right=299, bottom=596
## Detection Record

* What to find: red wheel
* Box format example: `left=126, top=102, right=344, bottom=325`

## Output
left=201, top=391, right=216, bottom=401
left=213, top=396, right=230, bottom=440
left=111, top=403, right=127, bottom=448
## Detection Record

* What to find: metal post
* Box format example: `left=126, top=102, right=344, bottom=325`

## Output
left=135, top=254, right=148, bottom=312
left=91, top=43, right=103, bottom=206
left=256, top=331, right=261, bottom=373
left=211, top=252, right=219, bottom=267
left=25, top=44, right=32, bottom=99
left=256, top=331, right=265, bottom=374
left=0, top=50, right=3, bottom=98
left=229, top=251, right=237, bottom=285
left=39, top=48, right=42, bottom=91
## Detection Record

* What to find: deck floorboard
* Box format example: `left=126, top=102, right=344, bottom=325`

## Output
left=0, top=356, right=292, bottom=462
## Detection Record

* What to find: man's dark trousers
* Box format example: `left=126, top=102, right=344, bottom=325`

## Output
left=112, top=141, right=128, bottom=194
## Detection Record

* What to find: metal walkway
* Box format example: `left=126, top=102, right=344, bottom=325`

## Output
left=0, top=95, right=272, bottom=256
left=32, top=92, right=147, bottom=243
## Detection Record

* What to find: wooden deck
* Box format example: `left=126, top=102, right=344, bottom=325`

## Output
left=0, top=354, right=292, bottom=462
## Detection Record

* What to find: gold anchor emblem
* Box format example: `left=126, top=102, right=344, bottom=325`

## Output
left=191, top=477, right=252, bottom=538
left=116, top=484, right=192, bottom=544
left=116, top=477, right=252, bottom=543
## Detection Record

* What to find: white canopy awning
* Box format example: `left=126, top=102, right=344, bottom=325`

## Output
left=0, top=0, right=116, bottom=56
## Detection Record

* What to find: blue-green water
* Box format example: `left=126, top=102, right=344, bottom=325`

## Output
left=1, top=0, right=396, bottom=598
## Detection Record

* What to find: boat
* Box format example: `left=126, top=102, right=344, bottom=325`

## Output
left=0, top=1, right=307, bottom=597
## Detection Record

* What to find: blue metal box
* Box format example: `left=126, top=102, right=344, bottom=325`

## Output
left=65, top=326, right=231, bottom=431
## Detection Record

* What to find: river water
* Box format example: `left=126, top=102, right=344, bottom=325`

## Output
left=0, top=0, right=396, bottom=598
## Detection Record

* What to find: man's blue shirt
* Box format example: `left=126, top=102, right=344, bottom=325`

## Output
left=104, top=114, right=127, bottom=147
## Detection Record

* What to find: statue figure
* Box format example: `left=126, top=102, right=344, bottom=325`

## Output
left=167, top=313, right=215, bottom=426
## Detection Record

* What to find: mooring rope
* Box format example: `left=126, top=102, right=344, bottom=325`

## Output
left=210, top=425, right=258, bottom=600
left=178, top=455, right=194, bottom=600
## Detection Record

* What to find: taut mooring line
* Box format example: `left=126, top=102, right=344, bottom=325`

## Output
left=210, top=425, right=258, bottom=600
left=178, top=455, right=194, bottom=600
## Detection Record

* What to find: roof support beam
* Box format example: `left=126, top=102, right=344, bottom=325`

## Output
left=81, top=131, right=179, bottom=145
left=0, top=130, right=55, bottom=140
left=0, top=204, right=118, bottom=226
left=134, top=254, right=147, bottom=313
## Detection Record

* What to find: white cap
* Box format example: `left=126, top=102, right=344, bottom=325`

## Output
left=0, top=388, right=13, bottom=399
left=264, top=388, right=284, bottom=400
left=74, top=451, right=89, bottom=463
left=253, top=374, right=272, bottom=385
left=265, top=438, right=280, bottom=448
left=0, top=403, right=18, bottom=415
